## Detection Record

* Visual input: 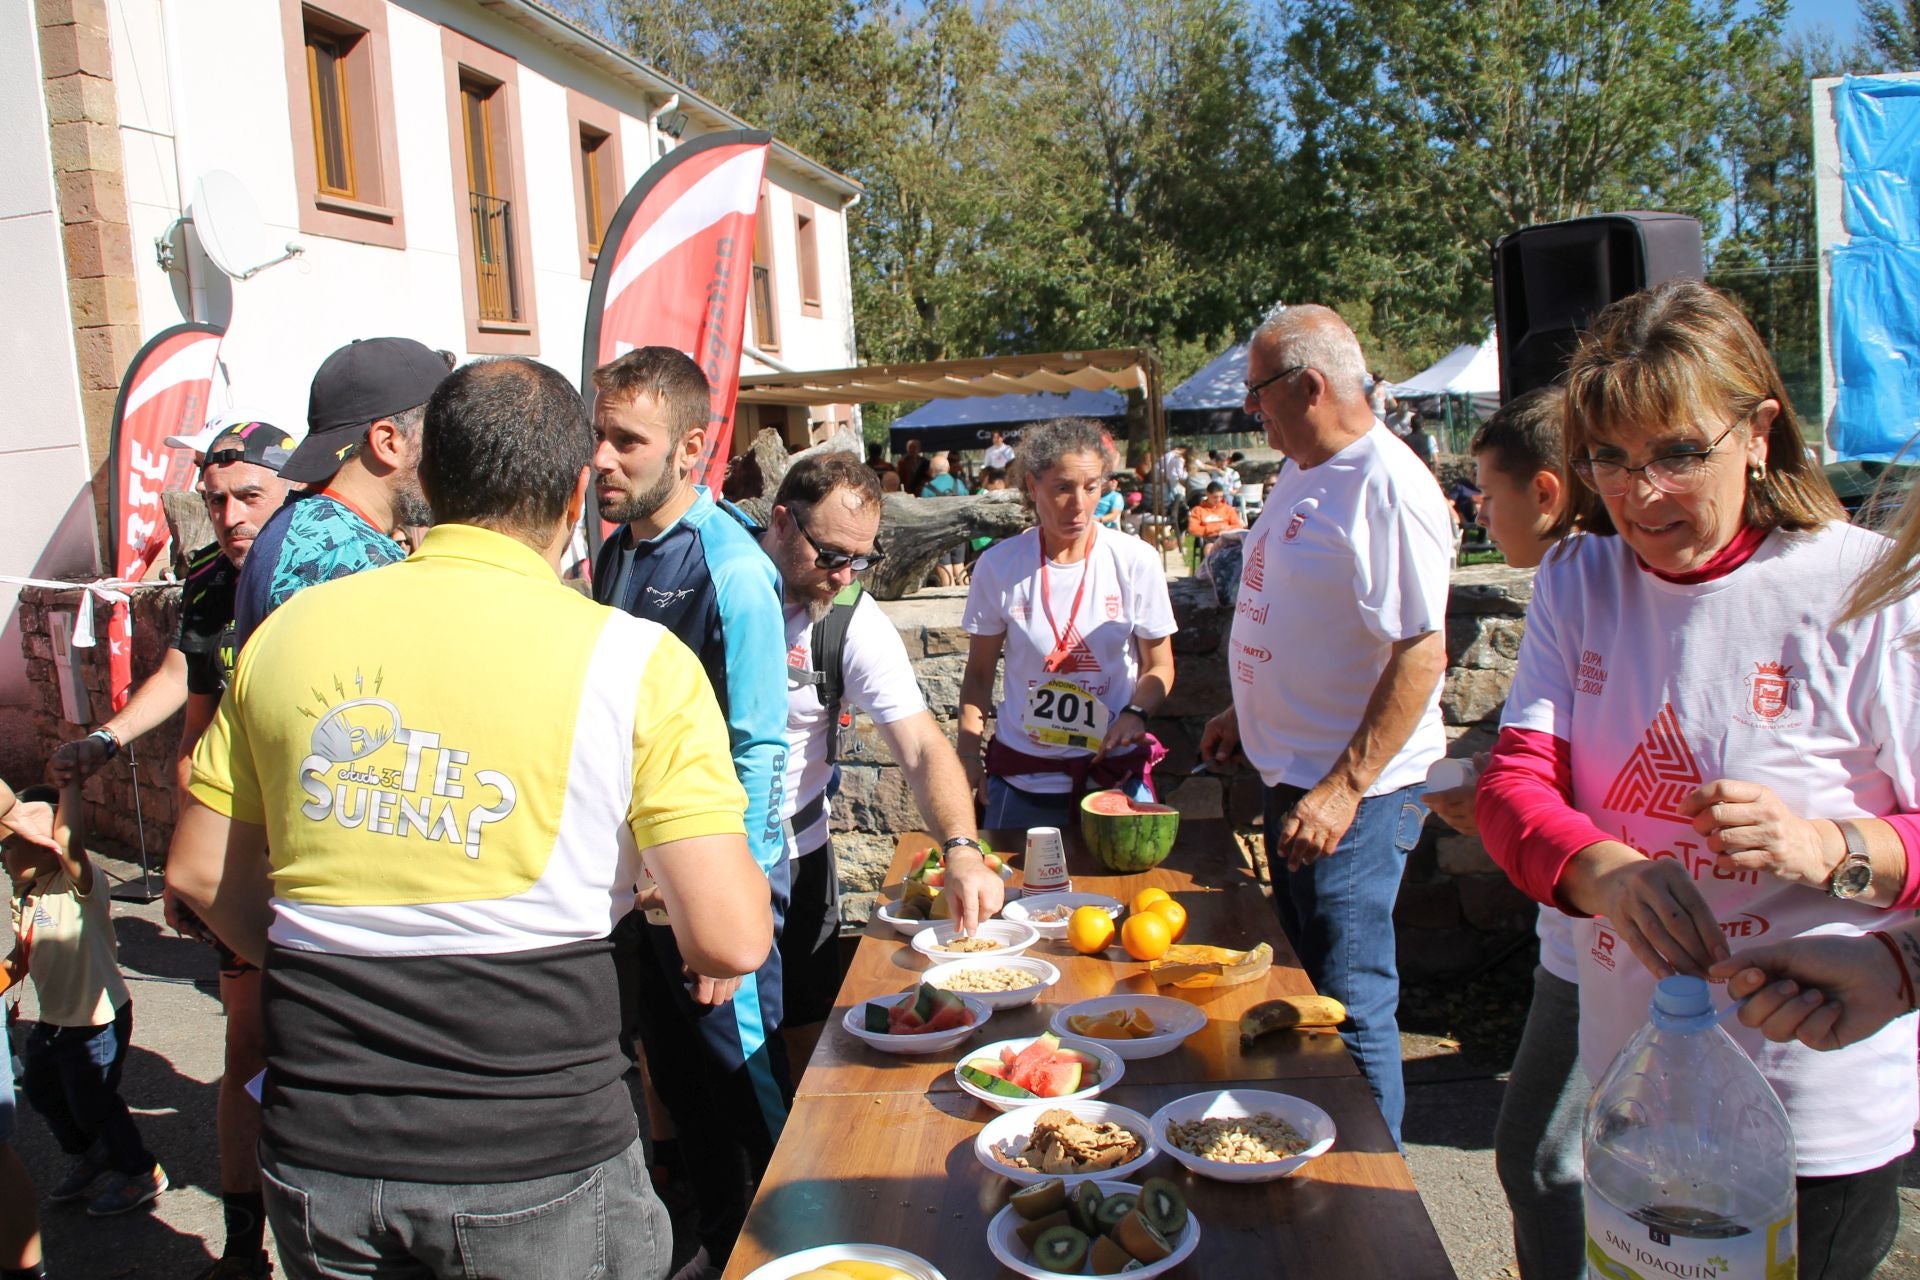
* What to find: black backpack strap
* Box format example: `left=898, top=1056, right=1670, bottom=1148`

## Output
left=809, top=582, right=864, bottom=761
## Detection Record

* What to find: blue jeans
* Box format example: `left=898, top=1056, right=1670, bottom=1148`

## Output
left=1263, top=781, right=1425, bottom=1146
left=260, top=1135, right=670, bottom=1279
left=20, top=1001, right=154, bottom=1174
left=983, top=774, right=1154, bottom=833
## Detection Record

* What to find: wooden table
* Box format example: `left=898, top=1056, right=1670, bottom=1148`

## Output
left=724, top=820, right=1456, bottom=1279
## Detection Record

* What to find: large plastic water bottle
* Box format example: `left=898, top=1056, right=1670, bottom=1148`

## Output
left=1583, top=975, right=1797, bottom=1279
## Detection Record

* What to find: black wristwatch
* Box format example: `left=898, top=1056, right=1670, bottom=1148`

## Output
left=942, top=836, right=985, bottom=856
left=88, top=727, right=120, bottom=759
left=1122, top=704, right=1150, bottom=721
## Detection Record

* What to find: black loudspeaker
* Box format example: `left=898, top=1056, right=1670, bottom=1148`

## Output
left=1491, top=212, right=1704, bottom=402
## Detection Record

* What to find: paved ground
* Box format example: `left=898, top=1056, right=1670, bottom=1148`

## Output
left=16, top=852, right=1920, bottom=1277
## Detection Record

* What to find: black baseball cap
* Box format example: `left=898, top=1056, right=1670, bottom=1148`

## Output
left=201, top=422, right=295, bottom=473
left=285, top=337, right=449, bottom=483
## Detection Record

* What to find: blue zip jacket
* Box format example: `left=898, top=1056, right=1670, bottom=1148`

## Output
left=593, top=487, right=787, bottom=875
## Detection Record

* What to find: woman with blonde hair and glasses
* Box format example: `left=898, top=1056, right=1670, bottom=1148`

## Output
left=1475, top=279, right=1920, bottom=1279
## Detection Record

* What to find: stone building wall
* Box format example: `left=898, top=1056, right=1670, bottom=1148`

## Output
left=11, top=564, right=1541, bottom=980
left=15, top=582, right=183, bottom=856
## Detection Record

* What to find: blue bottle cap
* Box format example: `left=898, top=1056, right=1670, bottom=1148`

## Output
left=1649, top=974, right=1717, bottom=1032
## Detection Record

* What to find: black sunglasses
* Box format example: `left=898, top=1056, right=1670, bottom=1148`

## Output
left=788, top=504, right=886, bottom=572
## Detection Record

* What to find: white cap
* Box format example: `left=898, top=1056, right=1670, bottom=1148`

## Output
left=165, top=409, right=286, bottom=456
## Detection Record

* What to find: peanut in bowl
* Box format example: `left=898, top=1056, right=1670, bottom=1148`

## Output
left=921, top=956, right=1061, bottom=1010
left=1148, top=1089, right=1336, bottom=1183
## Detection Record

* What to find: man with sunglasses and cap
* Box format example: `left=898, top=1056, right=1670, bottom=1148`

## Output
left=589, top=346, right=789, bottom=1280
left=231, top=337, right=447, bottom=650
left=759, top=453, right=1001, bottom=1062
left=48, top=418, right=296, bottom=1279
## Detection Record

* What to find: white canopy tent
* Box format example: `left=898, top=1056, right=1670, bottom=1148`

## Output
left=1389, top=331, right=1501, bottom=420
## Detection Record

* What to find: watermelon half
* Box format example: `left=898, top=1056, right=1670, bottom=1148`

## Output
left=1080, top=789, right=1179, bottom=872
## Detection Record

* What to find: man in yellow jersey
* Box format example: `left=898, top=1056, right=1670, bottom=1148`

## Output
left=168, top=357, right=771, bottom=1279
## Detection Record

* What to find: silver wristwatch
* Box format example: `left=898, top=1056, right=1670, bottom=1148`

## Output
left=1827, top=819, right=1873, bottom=899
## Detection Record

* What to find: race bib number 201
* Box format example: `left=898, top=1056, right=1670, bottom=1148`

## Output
left=1023, top=678, right=1109, bottom=750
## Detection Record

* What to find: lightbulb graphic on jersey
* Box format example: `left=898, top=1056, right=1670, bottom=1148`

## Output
left=298, top=677, right=518, bottom=860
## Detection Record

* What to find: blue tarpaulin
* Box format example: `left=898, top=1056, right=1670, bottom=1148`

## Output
left=887, top=388, right=1124, bottom=453
left=1830, top=75, right=1920, bottom=459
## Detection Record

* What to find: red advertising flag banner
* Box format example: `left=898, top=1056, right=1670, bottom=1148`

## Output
left=581, top=130, right=772, bottom=550
left=104, top=321, right=225, bottom=710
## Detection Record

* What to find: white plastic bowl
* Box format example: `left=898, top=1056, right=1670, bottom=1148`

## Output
left=873, top=898, right=938, bottom=936
left=920, top=955, right=1061, bottom=1010
left=954, top=1035, right=1124, bottom=1113
left=910, top=919, right=1040, bottom=962
left=1046, top=994, right=1207, bottom=1060
left=985, top=1177, right=1200, bottom=1279
left=1149, top=1088, right=1337, bottom=1183
left=841, top=990, right=992, bottom=1056
left=739, top=1243, right=948, bottom=1280
left=974, top=1100, right=1157, bottom=1185
left=1002, top=891, right=1124, bottom=939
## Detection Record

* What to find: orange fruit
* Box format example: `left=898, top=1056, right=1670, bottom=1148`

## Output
left=1121, top=911, right=1174, bottom=961
left=1147, top=898, right=1188, bottom=942
left=1131, top=887, right=1172, bottom=916
left=1122, top=1007, right=1157, bottom=1036
left=1068, top=905, right=1117, bottom=955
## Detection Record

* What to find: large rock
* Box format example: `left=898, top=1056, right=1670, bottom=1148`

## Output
left=1448, top=564, right=1535, bottom=616
left=1440, top=667, right=1511, bottom=726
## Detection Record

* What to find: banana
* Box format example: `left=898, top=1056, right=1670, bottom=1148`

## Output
left=1239, top=995, right=1348, bottom=1045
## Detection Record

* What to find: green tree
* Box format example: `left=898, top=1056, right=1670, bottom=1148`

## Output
left=1710, top=31, right=1846, bottom=421
left=1861, top=0, right=1920, bottom=70
left=1277, top=0, right=1787, bottom=371
left=977, top=0, right=1287, bottom=375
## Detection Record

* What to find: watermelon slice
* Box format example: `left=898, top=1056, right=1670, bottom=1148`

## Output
left=959, top=1063, right=1035, bottom=1099
left=964, top=1057, right=1009, bottom=1079
left=1007, top=1034, right=1062, bottom=1081
left=888, top=1000, right=925, bottom=1033
left=863, top=1002, right=893, bottom=1033
left=1025, top=1060, right=1083, bottom=1097
left=920, top=990, right=973, bottom=1033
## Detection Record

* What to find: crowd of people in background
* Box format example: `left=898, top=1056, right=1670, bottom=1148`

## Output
left=0, top=281, right=1918, bottom=1280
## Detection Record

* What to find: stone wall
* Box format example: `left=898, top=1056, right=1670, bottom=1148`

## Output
left=15, top=582, right=183, bottom=855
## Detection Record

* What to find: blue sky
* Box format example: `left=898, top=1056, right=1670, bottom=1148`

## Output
left=1786, top=0, right=1858, bottom=43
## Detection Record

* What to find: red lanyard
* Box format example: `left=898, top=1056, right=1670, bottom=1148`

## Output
left=1037, top=529, right=1096, bottom=672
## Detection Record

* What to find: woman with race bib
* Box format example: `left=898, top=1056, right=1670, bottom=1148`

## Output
left=1476, top=280, right=1920, bottom=1279
left=958, top=419, right=1176, bottom=830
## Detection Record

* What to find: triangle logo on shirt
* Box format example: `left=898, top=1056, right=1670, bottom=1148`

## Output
left=1243, top=532, right=1266, bottom=592
left=1049, top=624, right=1101, bottom=673
left=1602, top=704, right=1702, bottom=824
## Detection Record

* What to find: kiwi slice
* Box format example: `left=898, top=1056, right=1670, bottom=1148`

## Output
left=1015, top=1209, right=1072, bottom=1249
left=1068, top=1181, right=1106, bottom=1234
left=1030, top=1224, right=1091, bottom=1274
left=1113, top=1208, right=1173, bottom=1263
left=1011, top=1178, right=1069, bottom=1221
left=1091, top=1192, right=1138, bottom=1233
left=1088, top=1234, right=1135, bottom=1274
left=1137, top=1175, right=1189, bottom=1237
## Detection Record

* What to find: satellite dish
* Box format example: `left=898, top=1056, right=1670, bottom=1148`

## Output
left=191, top=170, right=303, bottom=280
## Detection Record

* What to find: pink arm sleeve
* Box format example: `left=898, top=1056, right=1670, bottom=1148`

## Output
left=1872, top=815, right=1920, bottom=910
left=1475, top=725, right=1614, bottom=913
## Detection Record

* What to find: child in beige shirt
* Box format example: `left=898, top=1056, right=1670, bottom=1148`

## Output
left=5, top=783, right=164, bottom=1217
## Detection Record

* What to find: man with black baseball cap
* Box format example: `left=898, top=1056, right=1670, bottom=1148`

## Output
left=48, top=418, right=297, bottom=1278
left=232, top=337, right=446, bottom=650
